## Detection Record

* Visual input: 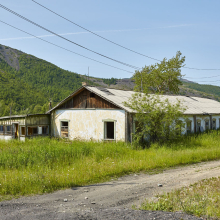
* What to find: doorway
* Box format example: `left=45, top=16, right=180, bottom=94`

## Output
left=13, top=123, right=19, bottom=139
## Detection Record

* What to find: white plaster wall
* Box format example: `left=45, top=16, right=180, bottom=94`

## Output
left=0, top=136, right=5, bottom=140
left=20, top=137, right=25, bottom=141
left=52, top=109, right=126, bottom=141
left=4, top=136, right=12, bottom=141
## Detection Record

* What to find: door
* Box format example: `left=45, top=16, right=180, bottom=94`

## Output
left=12, top=123, right=19, bottom=139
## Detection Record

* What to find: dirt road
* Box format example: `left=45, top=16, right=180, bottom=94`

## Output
left=1, top=160, right=220, bottom=220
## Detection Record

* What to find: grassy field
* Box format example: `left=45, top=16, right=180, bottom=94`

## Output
left=1, top=131, right=220, bottom=201
left=140, top=177, right=220, bottom=219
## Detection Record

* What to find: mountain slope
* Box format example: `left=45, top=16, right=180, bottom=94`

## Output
left=1, top=43, right=220, bottom=116
left=0, top=44, right=98, bottom=116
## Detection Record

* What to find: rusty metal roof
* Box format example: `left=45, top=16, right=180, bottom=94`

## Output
left=47, top=86, right=220, bottom=115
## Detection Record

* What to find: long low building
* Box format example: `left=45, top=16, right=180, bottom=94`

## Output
left=1, top=84, right=220, bottom=141
left=0, top=114, right=50, bottom=141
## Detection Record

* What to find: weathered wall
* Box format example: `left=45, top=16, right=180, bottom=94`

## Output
left=51, top=109, right=126, bottom=141
left=58, top=89, right=119, bottom=109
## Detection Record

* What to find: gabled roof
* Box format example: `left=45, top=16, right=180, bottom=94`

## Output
left=47, top=86, right=220, bottom=115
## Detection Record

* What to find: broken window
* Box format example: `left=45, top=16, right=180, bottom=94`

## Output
left=27, top=127, right=38, bottom=136
left=0, top=125, right=4, bottom=135
left=42, top=126, right=49, bottom=135
left=104, top=121, right=115, bottom=140
left=196, top=120, right=201, bottom=132
left=212, top=119, right=216, bottom=129
left=205, top=120, right=209, bottom=130
left=21, top=127, right=25, bottom=136
left=186, top=120, right=192, bottom=134
left=5, top=125, right=11, bottom=135
left=61, top=121, right=68, bottom=138
left=90, top=93, right=95, bottom=98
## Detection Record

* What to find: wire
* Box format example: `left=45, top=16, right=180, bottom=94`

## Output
left=0, top=20, right=134, bottom=74
left=184, top=74, right=220, bottom=79
left=194, top=79, right=220, bottom=83
left=0, top=3, right=140, bottom=70
left=32, top=0, right=220, bottom=71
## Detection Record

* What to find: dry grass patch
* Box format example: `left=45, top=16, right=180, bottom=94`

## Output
left=140, top=177, right=220, bottom=219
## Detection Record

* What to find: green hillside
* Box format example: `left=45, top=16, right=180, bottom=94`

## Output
left=1, top=43, right=220, bottom=117
left=0, top=44, right=97, bottom=116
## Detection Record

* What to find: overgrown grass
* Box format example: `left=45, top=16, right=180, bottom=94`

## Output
left=1, top=131, right=220, bottom=201
left=140, top=177, right=220, bottom=219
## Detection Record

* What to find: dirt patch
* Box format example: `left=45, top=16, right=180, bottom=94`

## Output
left=1, top=160, right=220, bottom=219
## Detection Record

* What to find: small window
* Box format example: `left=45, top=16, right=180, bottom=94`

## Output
left=0, top=125, right=4, bottom=135
left=186, top=121, right=192, bottom=134
left=42, top=126, right=49, bottom=135
left=90, top=93, right=95, bottom=98
left=61, top=121, right=68, bottom=138
left=213, top=119, right=216, bottom=129
left=104, top=121, right=115, bottom=140
left=196, top=120, right=201, bottom=132
left=21, top=127, right=26, bottom=136
left=205, top=120, right=209, bottom=130
left=5, top=125, right=11, bottom=135
left=28, top=127, right=38, bottom=136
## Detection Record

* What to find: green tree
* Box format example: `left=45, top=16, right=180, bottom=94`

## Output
left=126, top=51, right=186, bottom=146
left=133, top=51, right=185, bottom=94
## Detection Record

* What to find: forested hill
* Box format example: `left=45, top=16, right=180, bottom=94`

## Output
left=0, top=44, right=98, bottom=116
left=1, top=43, right=220, bottom=116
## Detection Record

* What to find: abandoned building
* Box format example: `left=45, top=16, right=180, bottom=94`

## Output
left=0, top=114, right=50, bottom=141
left=1, top=84, right=220, bottom=141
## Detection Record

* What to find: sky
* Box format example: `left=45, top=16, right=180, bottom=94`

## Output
left=1, top=0, right=220, bottom=85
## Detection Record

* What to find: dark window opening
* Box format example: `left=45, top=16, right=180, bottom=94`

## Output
left=28, top=127, right=38, bottom=136
left=213, top=120, right=216, bottom=129
left=105, top=122, right=114, bottom=139
left=5, top=125, right=11, bottom=135
left=205, top=120, right=209, bottom=130
left=61, top=121, right=68, bottom=138
left=0, top=125, right=4, bottom=135
left=186, top=121, right=192, bottom=134
left=90, top=93, right=95, bottom=98
left=21, top=127, right=25, bottom=136
left=42, top=126, right=48, bottom=135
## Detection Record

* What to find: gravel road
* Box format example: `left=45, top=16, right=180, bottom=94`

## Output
left=1, top=160, right=220, bottom=220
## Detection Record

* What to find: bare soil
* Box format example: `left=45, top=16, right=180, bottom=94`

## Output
left=1, top=160, right=220, bottom=220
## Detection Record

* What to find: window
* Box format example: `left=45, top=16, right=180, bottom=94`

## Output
left=28, top=127, right=38, bottom=136
left=61, top=121, right=68, bottom=138
left=21, top=127, right=25, bottom=136
left=0, top=125, right=4, bottom=135
left=205, top=120, right=209, bottom=130
left=104, top=121, right=115, bottom=140
left=186, top=121, right=192, bottom=134
left=90, top=93, right=95, bottom=98
left=42, top=126, right=49, bottom=135
left=196, top=120, right=201, bottom=132
left=5, top=125, right=11, bottom=135
left=212, top=119, right=216, bottom=129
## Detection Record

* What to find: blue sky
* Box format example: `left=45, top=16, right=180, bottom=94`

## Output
left=1, top=0, right=220, bottom=85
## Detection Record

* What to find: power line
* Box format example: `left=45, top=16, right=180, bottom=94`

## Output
left=0, top=3, right=140, bottom=70
left=0, top=20, right=134, bottom=74
left=32, top=0, right=220, bottom=71
left=184, top=74, right=220, bottom=79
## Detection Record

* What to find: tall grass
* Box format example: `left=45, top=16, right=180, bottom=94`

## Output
left=1, top=131, right=220, bottom=201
